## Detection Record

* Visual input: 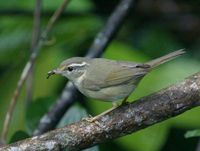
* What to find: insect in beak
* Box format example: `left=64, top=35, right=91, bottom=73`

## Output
left=47, top=69, right=58, bottom=79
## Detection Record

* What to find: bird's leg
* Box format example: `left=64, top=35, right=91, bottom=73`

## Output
left=82, top=98, right=130, bottom=123
left=83, top=102, right=119, bottom=122
left=121, top=96, right=129, bottom=105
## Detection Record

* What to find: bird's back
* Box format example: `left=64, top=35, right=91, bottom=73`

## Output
left=84, top=58, right=149, bottom=89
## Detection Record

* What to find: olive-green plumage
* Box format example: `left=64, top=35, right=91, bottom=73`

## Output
left=48, top=49, right=185, bottom=102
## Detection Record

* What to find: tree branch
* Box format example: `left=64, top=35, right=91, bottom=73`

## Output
left=26, top=0, right=42, bottom=105
left=2, top=72, right=200, bottom=151
left=34, top=0, right=137, bottom=135
left=1, top=0, right=71, bottom=142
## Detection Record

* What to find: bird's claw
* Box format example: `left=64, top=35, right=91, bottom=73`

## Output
left=82, top=116, right=101, bottom=125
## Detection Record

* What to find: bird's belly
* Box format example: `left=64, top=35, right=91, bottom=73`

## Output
left=80, top=84, right=136, bottom=102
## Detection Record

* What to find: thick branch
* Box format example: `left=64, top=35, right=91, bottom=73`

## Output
left=34, top=0, right=137, bottom=135
left=2, top=72, right=200, bottom=151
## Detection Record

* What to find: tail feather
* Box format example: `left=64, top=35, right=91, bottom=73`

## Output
left=147, top=49, right=185, bottom=68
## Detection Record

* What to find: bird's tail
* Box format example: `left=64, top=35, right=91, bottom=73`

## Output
left=147, top=49, right=185, bottom=68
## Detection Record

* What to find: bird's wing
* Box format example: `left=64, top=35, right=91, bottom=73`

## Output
left=82, top=63, right=150, bottom=91
left=104, top=63, right=149, bottom=86
left=82, top=78, right=102, bottom=91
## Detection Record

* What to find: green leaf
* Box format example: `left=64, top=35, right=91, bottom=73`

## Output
left=57, top=103, right=88, bottom=128
left=67, top=0, right=94, bottom=11
left=185, top=130, right=200, bottom=138
left=9, top=130, right=29, bottom=143
left=26, top=97, right=55, bottom=134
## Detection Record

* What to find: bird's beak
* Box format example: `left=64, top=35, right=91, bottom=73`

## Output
left=47, top=69, right=61, bottom=79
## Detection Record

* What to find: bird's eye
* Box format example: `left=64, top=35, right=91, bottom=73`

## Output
left=67, top=66, right=73, bottom=72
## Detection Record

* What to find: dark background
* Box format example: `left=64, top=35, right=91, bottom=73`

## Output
left=0, top=0, right=200, bottom=151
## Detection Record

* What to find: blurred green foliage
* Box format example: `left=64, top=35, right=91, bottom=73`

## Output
left=185, top=129, right=200, bottom=138
left=9, top=130, right=29, bottom=143
left=0, top=0, right=200, bottom=151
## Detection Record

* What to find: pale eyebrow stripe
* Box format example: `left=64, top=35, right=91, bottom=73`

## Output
left=69, top=62, right=89, bottom=67
left=59, top=65, right=66, bottom=71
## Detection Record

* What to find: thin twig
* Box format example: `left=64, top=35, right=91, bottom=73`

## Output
left=34, top=0, right=137, bottom=135
left=1, top=72, right=200, bottom=151
left=26, top=0, right=42, bottom=105
left=1, top=0, right=71, bottom=142
left=86, top=0, right=136, bottom=57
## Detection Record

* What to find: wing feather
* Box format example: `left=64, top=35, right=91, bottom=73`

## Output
left=82, top=63, right=150, bottom=91
left=105, top=65, right=148, bottom=85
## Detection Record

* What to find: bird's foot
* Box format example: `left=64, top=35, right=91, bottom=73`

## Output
left=82, top=116, right=101, bottom=126
left=82, top=114, right=93, bottom=122
left=82, top=105, right=118, bottom=124
left=121, top=96, right=130, bottom=105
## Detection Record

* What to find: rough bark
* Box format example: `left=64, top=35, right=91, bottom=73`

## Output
left=1, top=72, right=200, bottom=151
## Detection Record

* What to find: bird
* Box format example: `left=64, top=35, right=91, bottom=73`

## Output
left=47, top=49, right=185, bottom=121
